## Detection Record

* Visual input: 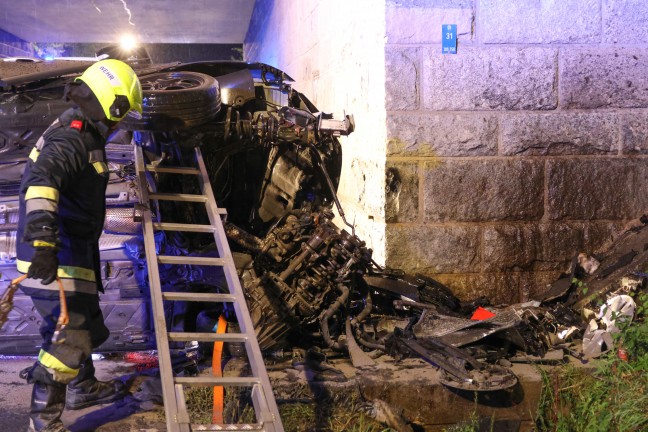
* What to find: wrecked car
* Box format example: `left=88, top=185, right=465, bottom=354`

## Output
left=1, top=54, right=641, bottom=398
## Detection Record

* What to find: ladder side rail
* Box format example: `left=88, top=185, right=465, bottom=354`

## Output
left=134, top=145, right=190, bottom=432
left=194, top=147, right=284, bottom=431
left=174, top=384, right=191, bottom=425
left=250, top=384, right=278, bottom=432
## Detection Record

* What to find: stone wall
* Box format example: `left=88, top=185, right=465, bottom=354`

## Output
left=385, top=0, right=648, bottom=304
left=245, top=0, right=648, bottom=304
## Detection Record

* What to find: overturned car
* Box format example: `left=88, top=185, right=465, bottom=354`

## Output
left=1, top=55, right=640, bottom=395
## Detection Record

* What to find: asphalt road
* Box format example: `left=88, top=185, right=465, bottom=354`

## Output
left=0, top=355, right=167, bottom=431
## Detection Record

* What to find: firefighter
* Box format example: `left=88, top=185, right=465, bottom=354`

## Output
left=16, top=59, right=143, bottom=432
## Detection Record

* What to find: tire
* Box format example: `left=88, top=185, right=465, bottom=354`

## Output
left=119, top=71, right=221, bottom=131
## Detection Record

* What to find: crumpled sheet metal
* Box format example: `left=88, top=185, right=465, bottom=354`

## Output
left=413, top=306, right=523, bottom=347
left=582, top=294, right=636, bottom=359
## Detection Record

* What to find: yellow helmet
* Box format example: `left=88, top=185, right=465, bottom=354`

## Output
left=75, top=59, right=143, bottom=122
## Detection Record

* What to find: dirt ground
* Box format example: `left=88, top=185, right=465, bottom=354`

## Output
left=0, top=350, right=550, bottom=431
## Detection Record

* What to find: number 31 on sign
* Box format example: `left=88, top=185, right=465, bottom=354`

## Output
left=442, top=24, right=457, bottom=54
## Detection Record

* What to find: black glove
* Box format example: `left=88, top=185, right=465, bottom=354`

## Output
left=27, top=247, right=59, bottom=285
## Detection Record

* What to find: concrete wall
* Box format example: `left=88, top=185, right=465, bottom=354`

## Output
left=244, top=0, right=388, bottom=261
left=0, top=28, right=33, bottom=58
left=245, top=0, right=648, bottom=304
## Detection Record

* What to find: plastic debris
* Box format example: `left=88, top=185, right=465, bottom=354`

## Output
left=582, top=295, right=636, bottom=359
left=470, top=306, right=496, bottom=321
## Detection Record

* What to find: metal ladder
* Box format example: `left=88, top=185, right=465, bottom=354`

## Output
left=134, top=145, right=284, bottom=432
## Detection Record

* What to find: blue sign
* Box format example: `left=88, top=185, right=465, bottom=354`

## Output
left=442, top=24, right=457, bottom=54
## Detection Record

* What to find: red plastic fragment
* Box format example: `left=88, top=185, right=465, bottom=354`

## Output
left=470, top=306, right=496, bottom=321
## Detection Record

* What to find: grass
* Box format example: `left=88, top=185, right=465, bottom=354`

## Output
left=535, top=291, right=648, bottom=432
left=536, top=357, right=648, bottom=431
left=184, top=385, right=256, bottom=425
left=442, top=411, right=483, bottom=432
left=184, top=384, right=392, bottom=431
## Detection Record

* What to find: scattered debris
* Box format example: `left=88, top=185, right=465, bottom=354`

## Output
left=1, top=55, right=647, bottom=432
left=583, top=294, right=636, bottom=359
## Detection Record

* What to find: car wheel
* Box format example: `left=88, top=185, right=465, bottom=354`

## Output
left=119, top=71, right=221, bottom=131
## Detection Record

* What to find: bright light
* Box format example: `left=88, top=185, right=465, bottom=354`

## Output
left=120, top=35, right=137, bottom=51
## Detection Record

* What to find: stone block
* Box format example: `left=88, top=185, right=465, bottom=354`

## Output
left=423, top=160, right=544, bottom=222
left=482, top=225, right=541, bottom=273
left=387, top=113, right=498, bottom=157
left=483, top=223, right=588, bottom=273
left=519, top=271, right=564, bottom=302
left=501, top=112, right=618, bottom=156
left=385, top=162, right=419, bottom=223
left=385, top=225, right=480, bottom=274
left=604, top=0, right=648, bottom=44
left=516, top=223, right=622, bottom=300
left=621, top=111, right=648, bottom=154
left=422, top=47, right=557, bottom=110
left=357, top=360, right=542, bottom=428
left=480, top=0, right=600, bottom=43
left=546, top=223, right=593, bottom=267
left=386, top=47, right=419, bottom=110
left=386, top=0, right=474, bottom=44
left=432, top=272, right=521, bottom=305
left=547, top=159, right=648, bottom=220
left=561, top=48, right=648, bottom=109
left=583, top=221, right=625, bottom=256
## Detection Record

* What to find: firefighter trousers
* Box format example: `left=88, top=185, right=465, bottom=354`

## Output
left=30, top=291, right=109, bottom=383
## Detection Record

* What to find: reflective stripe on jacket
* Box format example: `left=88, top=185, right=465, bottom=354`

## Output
left=17, top=108, right=110, bottom=296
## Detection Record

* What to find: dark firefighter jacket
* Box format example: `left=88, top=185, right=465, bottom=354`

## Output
left=17, top=107, right=111, bottom=296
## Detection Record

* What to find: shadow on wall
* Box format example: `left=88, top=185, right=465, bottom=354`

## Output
left=0, top=28, right=27, bottom=43
left=243, top=0, right=277, bottom=65
left=0, top=28, right=34, bottom=58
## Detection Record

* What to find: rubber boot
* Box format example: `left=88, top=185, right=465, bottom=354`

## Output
left=27, top=382, right=69, bottom=432
left=65, top=358, right=127, bottom=410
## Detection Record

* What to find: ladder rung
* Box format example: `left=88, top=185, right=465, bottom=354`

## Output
left=153, top=222, right=214, bottom=233
left=145, top=165, right=200, bottom=175
left=175, top=376, right=261, bottom=387
left=162, top=292, right=236, bottom=302
left=192, top=423, right=263, bottom=431
left=134, top=145, right=283, bottom=432
left=168, top=332, right=249, bottom=343
left=149, top=192, right=207, bottom=202
left=158, top=255, right=227, bottom=266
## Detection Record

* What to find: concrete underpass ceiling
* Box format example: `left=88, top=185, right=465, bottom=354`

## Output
left=0, top=0, right=255, bottom=44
